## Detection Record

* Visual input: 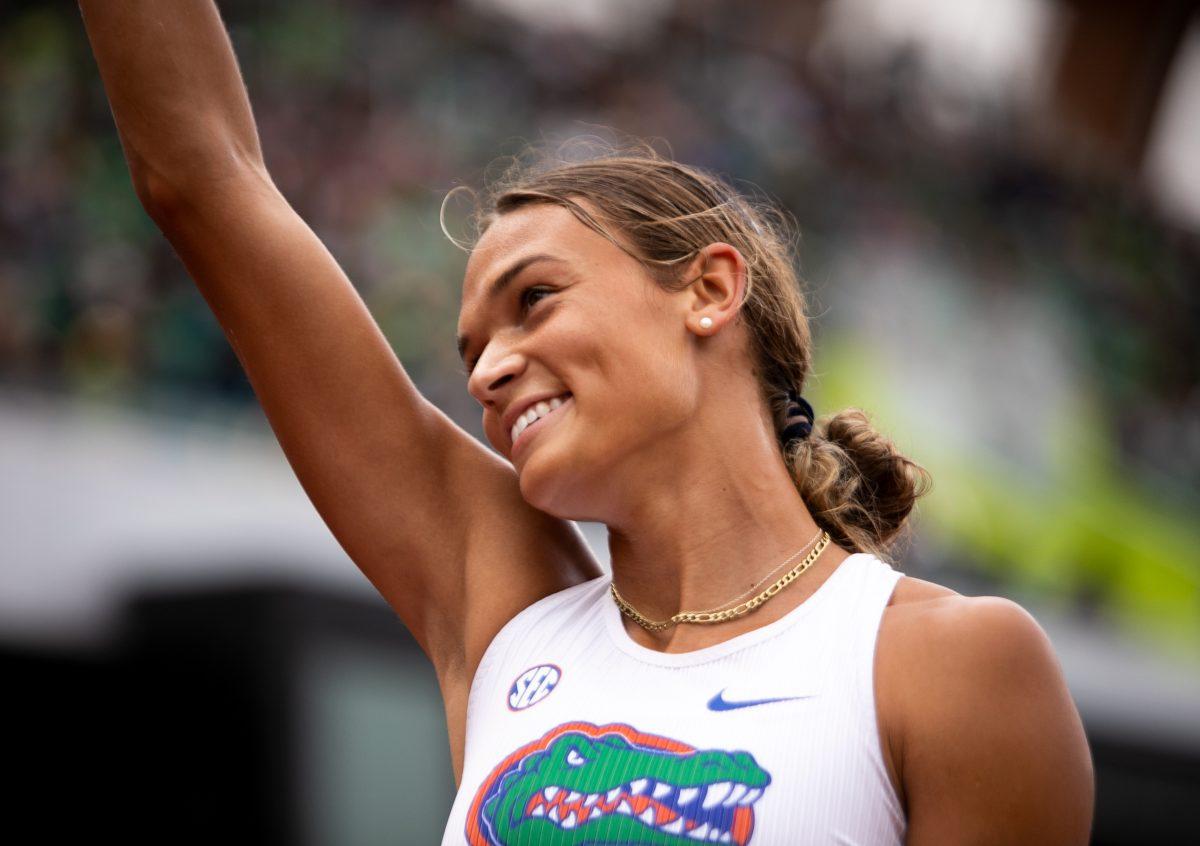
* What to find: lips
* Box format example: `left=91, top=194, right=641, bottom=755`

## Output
left=511, top=395, right=573, bottom=459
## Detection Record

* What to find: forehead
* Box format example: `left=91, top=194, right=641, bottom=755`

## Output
left=455, top=201, right=651, bottom=363
left=461, top=203, right=602, bottom=304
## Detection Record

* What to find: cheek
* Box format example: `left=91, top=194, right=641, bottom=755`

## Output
left=588, top=325, right=696, bottom=432
left=484, top=410, right=507, bottom=452
left=552, top=288, right=694, bottom=429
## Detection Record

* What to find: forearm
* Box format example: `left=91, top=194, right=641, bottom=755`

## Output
left=78, top=0, right=266, bottom=202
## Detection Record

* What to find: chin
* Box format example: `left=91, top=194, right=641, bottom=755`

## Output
left=516, top=445, right=590, bottom=520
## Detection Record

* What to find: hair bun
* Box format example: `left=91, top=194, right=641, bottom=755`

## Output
left=789, top=407, right=932, bottom=563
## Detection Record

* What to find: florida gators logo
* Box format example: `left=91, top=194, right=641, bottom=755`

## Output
left=465, top=720, right=771, bottom=845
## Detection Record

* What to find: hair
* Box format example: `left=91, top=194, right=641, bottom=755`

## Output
left=441, top=135, right=932, bottom=564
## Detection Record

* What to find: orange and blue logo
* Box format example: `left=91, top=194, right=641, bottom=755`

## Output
left=465, top=720, right=772, bottom=845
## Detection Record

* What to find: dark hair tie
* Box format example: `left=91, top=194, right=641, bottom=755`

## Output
left=781, top=388, right=814, bottom=446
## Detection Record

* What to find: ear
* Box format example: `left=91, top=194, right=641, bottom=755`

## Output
left=681, top=242, right=747, bottom=335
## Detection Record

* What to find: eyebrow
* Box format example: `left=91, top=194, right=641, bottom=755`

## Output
left=456, top=253, right=567, bottom=367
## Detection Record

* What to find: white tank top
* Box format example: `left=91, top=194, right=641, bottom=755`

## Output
left=440, top=551, right=907, bottom=845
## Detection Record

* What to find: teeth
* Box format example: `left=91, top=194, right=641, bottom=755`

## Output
left=547, top=777, right=749, bottom=835
left=722, top=783, right=748, bottom=806
left=511, top=394, right=570, bottom=445
left=702, top=782, right=733, bottom=809
left=532, top=805, right=545, bottom=817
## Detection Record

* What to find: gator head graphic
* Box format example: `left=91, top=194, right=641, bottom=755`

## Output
left=466, top=721, right=772, bottom=845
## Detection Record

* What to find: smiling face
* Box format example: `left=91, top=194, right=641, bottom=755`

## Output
left=456, top=201, right=707, bottom=519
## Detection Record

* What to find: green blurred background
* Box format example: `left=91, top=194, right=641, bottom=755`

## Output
left=4, top=0, right=1196, bottom=657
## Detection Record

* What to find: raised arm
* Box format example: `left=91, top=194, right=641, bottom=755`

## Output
left=77, top=1, right=601, bottom=718
left=78, top=0, right=265, bottom=201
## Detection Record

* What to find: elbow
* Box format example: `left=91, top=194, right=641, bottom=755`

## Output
left=129, top=164, right=187, bottom=219
left=129, top=143, right=273, bottom=220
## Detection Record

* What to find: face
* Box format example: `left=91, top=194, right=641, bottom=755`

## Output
left=456, top=201, right=703, bottom=519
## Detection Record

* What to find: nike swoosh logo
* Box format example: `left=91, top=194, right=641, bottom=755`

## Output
left=707, top=688, right=815, bottom=711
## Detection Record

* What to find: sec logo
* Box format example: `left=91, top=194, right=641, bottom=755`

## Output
left=507, top=663, right=562, bottom=711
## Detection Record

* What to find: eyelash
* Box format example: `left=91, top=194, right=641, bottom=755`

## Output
left=462, top=285, right=554, bottom=376
left=521, top=285, right=552, bottom=312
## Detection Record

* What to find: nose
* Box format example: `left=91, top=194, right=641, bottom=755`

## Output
left=467, top=339, right=526, bottom=408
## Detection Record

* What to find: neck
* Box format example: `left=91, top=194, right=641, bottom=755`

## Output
left=602, top=418, right=838, bottom=650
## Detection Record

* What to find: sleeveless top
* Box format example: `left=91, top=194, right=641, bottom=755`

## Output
left=440, top=551, right=907, bottom=846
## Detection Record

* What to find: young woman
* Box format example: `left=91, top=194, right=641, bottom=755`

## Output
left=80, top=2, right=1094, bottom=844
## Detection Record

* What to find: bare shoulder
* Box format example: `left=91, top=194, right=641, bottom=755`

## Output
left=879, top=576, right=1066, bottom=680
left=877, top=576, right=1095, bottom=845
left=873, top=574, right=964, bottom=655
left=879, top=575, right=1054, bottom=665
left=887, top=573, right=962, bottom=608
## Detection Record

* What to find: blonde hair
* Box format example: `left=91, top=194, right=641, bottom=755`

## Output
left=442, top=136, right=932, bottom=563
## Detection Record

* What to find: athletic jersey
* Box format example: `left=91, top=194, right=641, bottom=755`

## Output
left=440, top=551, right=907, bottom=845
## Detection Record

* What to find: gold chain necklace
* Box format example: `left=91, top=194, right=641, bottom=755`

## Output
left=610, top=530, right=832, bottom=632
left=711, top=527, right=823, bottom=608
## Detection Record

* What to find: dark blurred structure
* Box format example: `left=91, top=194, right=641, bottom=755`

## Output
left=4, top=577, right=1198, bottom=844
left=7, top=581, right=454, bottom=845
left=1049, top=0, right=1195, bottom=172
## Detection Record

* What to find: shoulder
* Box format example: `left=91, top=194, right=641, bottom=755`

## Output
left=877, top=578, right=1095, bottom=844
left=877, top=575, right=1057, bottom=666
left=881, top=576, right=1053, bottom=663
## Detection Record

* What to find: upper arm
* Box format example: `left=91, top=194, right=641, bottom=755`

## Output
left=141, top=166, right=602, bottom=679
left=435, top=420, right=604, bottom=679
left=898, top=596, right=1095, bottom=845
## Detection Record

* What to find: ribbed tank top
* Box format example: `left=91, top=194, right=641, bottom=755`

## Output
left=440, top=551, right=907, bottom=845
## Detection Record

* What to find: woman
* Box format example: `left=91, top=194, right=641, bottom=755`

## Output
left=80, top=2, right=1094, bottom=844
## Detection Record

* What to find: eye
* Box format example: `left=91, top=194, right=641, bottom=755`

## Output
left=461, top=287, right=554, bottom=377
left=566, top=747, right=587, bottom=767
left=520, top=285, right=553, bottom=312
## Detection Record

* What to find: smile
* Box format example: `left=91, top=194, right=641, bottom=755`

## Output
left=512, top=394, right=573, bottom=456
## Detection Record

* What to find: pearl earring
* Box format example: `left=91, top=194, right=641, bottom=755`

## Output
left=699, top=316, right=713, bottom=330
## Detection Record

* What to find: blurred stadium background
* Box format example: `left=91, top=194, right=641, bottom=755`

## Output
left=2, top=0, right=1198, bottom=843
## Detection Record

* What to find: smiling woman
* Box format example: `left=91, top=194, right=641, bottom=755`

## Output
left=446, top=140, right=932, bottom=562
left=78, top=2, right=1093, bottom=843
left=434, top=139, right=1093, bottom=844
